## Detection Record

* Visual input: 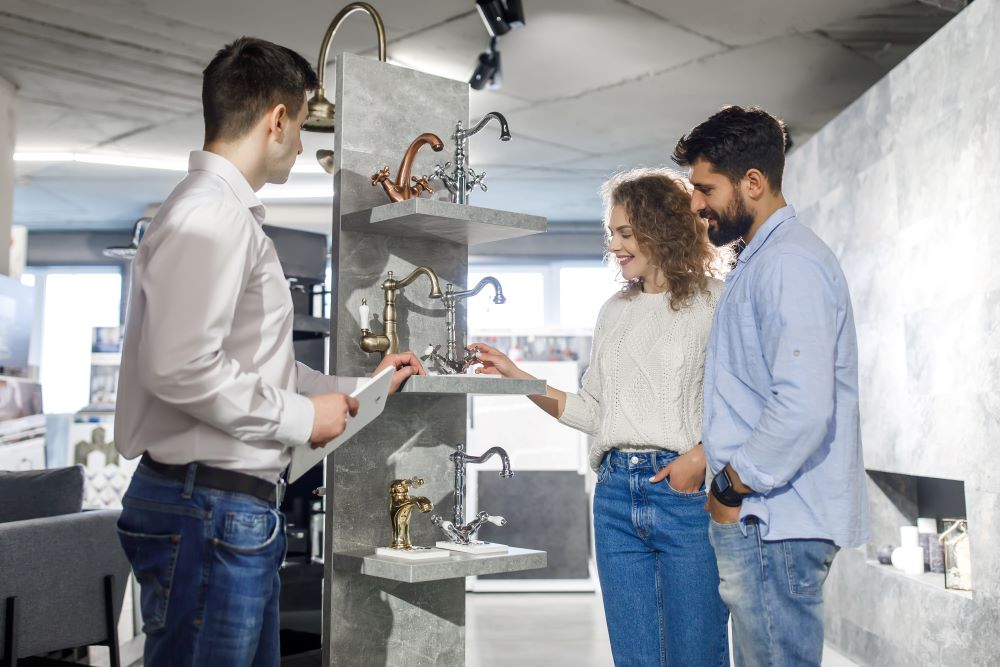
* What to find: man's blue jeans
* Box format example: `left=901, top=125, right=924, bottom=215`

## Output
left=594, top=450, right=730, bottom=666
left=709, top=517, right=839, bottom=667
left=116, top=464, right=286, bottom=666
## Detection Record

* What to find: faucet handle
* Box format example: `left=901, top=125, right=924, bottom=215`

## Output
left=467, top=167, right=488, bottom=193
left=371, top=165, right=390, bottom=186
left=486, top=514, right=507, bottom=527
left=411, top=174, right=434, bottom=196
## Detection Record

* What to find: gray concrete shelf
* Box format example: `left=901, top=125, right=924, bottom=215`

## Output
left=341, top=198, right=546, bottom=245
left=330, top=546, right=547, bottom=583
left=865, top=560, right=973, bottom=599
left=397, top=374, right=546, bottom=395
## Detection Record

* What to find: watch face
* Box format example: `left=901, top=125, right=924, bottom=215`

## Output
left=714, top=470, right=731, bottom=493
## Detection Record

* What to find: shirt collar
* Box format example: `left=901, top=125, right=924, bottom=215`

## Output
left=188, top=150, right=266, bottom=224
left=736, top=205, right=796, bottom=265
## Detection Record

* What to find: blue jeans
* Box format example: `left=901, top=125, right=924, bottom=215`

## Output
left=594, top=450, right=729, bottom=667
left=709, top=517, right=839, bottom=667
left=116, top=464, right=286, bottom=666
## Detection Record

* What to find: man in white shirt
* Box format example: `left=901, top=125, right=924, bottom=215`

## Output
left=114, top=37, right=424, bottom=664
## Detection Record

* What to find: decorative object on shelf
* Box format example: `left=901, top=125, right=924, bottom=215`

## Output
left=359, top=266, right=443, bottom=357
left=876, top=544, right=895, bottom=565
left=917, top=517, right=938, bottom=571
left=304, top=1, right=386, bottom=134
left=890, top=545, right=925, bottom=575
left=891, top=524, right=924, bottom=574
left=432, top=442, right=513, bottom=553
left=432, top=112, right=510, bottom=204
left=940, top=518, right=972, bottom=591
left=376, top=476, right=449, bottom=561
left=371, top=132, right=445, bottom=202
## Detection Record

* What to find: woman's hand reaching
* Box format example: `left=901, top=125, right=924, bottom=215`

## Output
left=466, top=342, right=530, bottom=380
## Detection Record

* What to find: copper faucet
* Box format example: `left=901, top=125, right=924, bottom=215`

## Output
left=372, top=133, right=445, bottom=202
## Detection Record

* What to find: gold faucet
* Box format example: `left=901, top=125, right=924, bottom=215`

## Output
left=388, top=477, right=434, bottom=550
left=371, top=133, right=445, bottom=202
left=360, top=266, right=444, bottom=357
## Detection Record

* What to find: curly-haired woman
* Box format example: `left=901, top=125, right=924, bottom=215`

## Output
left=470, top=168, right=730, bottom=666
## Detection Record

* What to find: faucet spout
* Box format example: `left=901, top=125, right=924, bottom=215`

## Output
left=456, top=446, right=514, bottom=478
left=460, top=112, right=511, bottom=142
left=388, top=265, right=443, bottom=299
left=452, top=276, right=505, bottom=304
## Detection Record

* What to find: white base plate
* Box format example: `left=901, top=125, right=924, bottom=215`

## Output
left=375, top=546, right=451, bottom=561
left=436, top=541, right=509, bottom=554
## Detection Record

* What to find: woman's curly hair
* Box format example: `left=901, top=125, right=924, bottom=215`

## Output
left=601, top=167, right=724, bottom=310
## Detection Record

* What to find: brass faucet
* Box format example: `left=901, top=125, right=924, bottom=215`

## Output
left=360, top=266, right=444, bottom=357
left=372, top=133, right=445, bottom=202
left=387, top=477, right=433, bottom=550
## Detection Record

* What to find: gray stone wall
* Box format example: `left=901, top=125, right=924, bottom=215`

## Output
left=782, top=0, right=1000, bottom=663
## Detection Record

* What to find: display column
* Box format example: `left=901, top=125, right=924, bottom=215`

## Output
left=322, top=54, right=470, bottom=667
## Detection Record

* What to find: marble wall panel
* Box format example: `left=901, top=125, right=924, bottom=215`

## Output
left=783, top=0, right=1000, bottom=662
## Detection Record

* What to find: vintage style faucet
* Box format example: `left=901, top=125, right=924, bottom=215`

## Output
left=387, top=477, right=433, bottom=550
left=360, top=266, right=443, bottom=357
left=431, top=443, right=513, bottom=546
left=372, top=132, right=445, bottom=202
left=441, top=277, right=505, bottom=368
left=432, top=112, right=510, bottom=204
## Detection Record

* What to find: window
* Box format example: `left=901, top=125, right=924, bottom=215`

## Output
left=467, top=270, right=545, bottom=331
left=28, top=268, right=122, bottom=413
left=558, top=266, right=620, bottom=329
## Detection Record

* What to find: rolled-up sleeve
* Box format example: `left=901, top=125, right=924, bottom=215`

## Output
left=728, top=253, right=838, bottom=494
left=137, top=201, right=314, bottom=448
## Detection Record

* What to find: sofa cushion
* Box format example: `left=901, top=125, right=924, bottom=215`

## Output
left=0, top=464, right=85, bottom=523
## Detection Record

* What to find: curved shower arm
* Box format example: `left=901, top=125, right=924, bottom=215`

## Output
left=315, top=2, right=387, bottom=96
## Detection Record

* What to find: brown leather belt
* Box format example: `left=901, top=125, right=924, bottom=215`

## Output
left=140, top=453, right=279, bottom=505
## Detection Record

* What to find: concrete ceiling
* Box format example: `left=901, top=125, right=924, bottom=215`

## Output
left=1, top=0, right=959, bottom=234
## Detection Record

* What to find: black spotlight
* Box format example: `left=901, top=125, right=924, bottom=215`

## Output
left=476, top=0, right=525, bottom=37
left=469, top=37, right=501, bottom=90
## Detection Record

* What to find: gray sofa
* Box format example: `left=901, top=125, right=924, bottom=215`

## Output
left=0, top=465, right=131, bottom=666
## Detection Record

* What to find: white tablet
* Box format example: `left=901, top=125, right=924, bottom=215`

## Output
left=287, top=365, right=395, bottom=483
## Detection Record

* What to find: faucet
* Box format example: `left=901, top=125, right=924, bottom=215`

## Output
left=360, top=266, right=443, bottom=357
left=432, top=112, right=510, bottom=204
left=431, top=443, right=513, bottom=545
left=440, top=277, right=505, bottom=368
left=372, top=132, right=445, bottom=202
left=387, top=477, right=434, bottom=550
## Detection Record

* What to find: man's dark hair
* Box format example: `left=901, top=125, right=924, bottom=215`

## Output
left=672, top=105, right=789, bottom=192
left=202, top=37, right=318, bottom=143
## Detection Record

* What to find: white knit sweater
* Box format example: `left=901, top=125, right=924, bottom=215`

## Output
left=559, top=279, right=723, bottom=471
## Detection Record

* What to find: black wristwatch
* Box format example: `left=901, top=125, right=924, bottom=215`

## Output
left=711, top=467, right=747, bottom=507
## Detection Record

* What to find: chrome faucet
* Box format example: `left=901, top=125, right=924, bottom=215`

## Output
left=440, top=277, right=505, bottom=370
left=431, top=443, right=513, bottom=545
left=432, top=112, right=510, bottom=204
left=420, top=343, right=478, bottom=376
left=359, top=266, right=443, bottom=357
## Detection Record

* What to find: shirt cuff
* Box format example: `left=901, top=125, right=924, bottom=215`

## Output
left=275, top=390, right=315, bottom=448
left=558, top=393, right=592, bottom=433
left=729, top=447, right=777, bottom=495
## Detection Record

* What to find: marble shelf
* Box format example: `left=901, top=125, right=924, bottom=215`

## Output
left=330, top=546, right=546, bottom=583
left=341, top=198, right=546, bottom=245
left=865, top=560, right=973, bottom=599
left=397, top=374, right=546, bottom=395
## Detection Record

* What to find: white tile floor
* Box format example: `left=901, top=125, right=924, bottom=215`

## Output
left=467, top=592, right=859, bottom=667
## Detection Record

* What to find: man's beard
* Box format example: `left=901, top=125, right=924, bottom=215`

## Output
left=701, top=195, right=754, bottom=247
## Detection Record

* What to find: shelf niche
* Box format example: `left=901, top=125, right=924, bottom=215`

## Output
left=866, top=469, right=969, bottom=591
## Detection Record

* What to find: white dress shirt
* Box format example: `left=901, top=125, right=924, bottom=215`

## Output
left=115, top=150, right=352, bottom=482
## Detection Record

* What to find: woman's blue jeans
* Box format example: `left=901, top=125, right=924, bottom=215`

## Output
left=116, top=464, right=286, bottom=666
left=594, top=450, right=730, bottom=667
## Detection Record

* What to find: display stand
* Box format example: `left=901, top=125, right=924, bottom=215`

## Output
left=321, top=54, right=547, bottom=666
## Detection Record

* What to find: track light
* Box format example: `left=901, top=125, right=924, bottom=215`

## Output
left=475, top=0, right=525, bottom=37
left=469, top=37, right=501, bottom=90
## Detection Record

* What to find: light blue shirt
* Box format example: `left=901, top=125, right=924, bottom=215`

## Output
left=703, top=206, right=869, bottom=548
